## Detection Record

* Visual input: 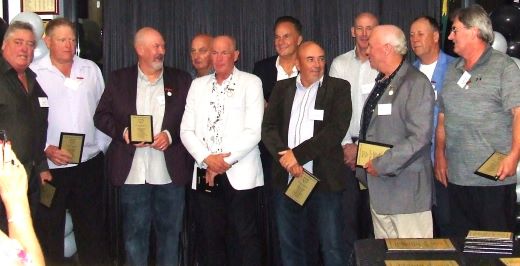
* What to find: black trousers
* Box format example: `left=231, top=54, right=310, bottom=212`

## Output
left=36, top=153, right=109, bottom=265
left=448, top=182, right=516, bottom=237
left=192, top=174, right=262, bottom=266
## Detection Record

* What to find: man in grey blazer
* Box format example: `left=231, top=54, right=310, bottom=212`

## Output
left=357, top=25, right=434, bottom=238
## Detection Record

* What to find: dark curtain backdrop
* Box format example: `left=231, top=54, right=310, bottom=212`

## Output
left=103, top=0, right=440, bottom=78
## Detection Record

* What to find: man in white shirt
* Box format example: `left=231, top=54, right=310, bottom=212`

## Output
left=30, top=18, right=110, bottom=265
left=329, top=12, right=379, bottom=249
left=94, top=27, right=193, bottom=266
left=180, top=35, right=264, bottom=266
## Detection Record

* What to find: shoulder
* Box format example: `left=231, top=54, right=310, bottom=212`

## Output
left=164, top=66, right=191, bottom=80
left=254, top=55, right=277, bottom=68
left=236, top=68, right=262, bottom=84
left=331, top=50, right=355, bottom=65
left=109, top=65, right=136, bottom=78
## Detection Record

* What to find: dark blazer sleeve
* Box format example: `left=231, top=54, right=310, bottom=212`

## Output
left=253, top=56, right=277, bottom=101
left=94, top=69, right=132, bottom=143
left=292, top=78, right=351, bottom=165
left=261, top=78, right=291, bottom=158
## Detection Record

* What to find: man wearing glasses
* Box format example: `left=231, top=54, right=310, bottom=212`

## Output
left=435, top=4, right=520, bottom=236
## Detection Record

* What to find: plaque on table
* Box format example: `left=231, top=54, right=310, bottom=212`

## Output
left=40, top=182, right=56, bottom=208
left=466, top=230, right=513, bottom=241
left=474, top=151, right=507, bottom=181
left=385, top=238, right=456, bottom=252
left=59, top=132, right=85, bottom=164
left=500, top=258, right=520, bottom=266
left=285, top=169, right=320, bottom=206
left=385, top=260, right=459, bottom=266
left=129, top=115, right=153, bottom=144
left=356, top=140, right=392, bottom=168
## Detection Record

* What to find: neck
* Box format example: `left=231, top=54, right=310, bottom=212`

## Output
left=355, top=46, right=369, bottom=62
left=139, top=62, right=162, bottom=82
left=216, top=70, right=232, bottom=85
left=382, top=58, right=402, bottom=78
left=279, top=54, right=297, bottom=74
left=196, top=67, right=211, bottom=77
left=300, top=76, right=321, bottom=88
left=50, top=57, right=73, bottom=77
left=462, top=43, right=487, bottom=71
left=419, top=49, right=440, bottom=65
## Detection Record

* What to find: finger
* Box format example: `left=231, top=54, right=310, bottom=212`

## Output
left=278, top=151, right=287, bottom=156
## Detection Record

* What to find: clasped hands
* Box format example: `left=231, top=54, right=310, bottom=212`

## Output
left=203, top=153, right=231, bottom=186
left=278, top=149, right=303, bottom=177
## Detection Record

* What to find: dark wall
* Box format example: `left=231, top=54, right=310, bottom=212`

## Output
left=103, top=0, right=440, bottom=77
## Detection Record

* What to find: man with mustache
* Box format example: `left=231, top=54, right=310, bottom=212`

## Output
left=95, top=27, right=193, bottom=265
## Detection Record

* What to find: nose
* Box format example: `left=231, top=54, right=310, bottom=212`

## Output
left=448, top=31, right=455, bottom=40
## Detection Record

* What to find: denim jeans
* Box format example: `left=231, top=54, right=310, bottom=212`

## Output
left=120, top=183, right=185, bottom=266
left=274, top=189, right=347, bottom=266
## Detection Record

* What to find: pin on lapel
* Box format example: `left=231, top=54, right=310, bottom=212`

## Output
left=164, top=87, right=174, bottom=96
left=388, top=85, right=394, bottom=96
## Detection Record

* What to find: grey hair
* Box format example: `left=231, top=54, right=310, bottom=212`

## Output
left=3, top=21, right=35, bottom=45
left=451, top=4, right=494, bottom=44
left=387, top=26, right=408, bottom=55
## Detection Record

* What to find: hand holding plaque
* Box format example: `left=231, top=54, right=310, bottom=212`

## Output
left=356, top=140, right=393, bottom=168
left=59, top=133, right=85, bottom=164
left=285, top=170, right=320, bottom=206
left=474, top=151, right=507, bottom=181
left=129, top=115, right=154, bottom=144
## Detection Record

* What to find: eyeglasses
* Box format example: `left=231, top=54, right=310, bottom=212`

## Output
left=450, top=26, right=469, bottom=34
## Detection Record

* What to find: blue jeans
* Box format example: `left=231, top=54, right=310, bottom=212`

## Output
left=274, top=189, right=347, bottom=266
left=120, top=183, right=185, bottom=266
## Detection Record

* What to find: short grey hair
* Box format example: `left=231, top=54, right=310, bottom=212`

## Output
left=3, top=21, right=35, bottom=45
left=451, top=4, right=494, bottom=44
left=387, top=26, right=408, bottom=55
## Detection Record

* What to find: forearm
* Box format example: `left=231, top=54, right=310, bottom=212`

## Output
left=510, top=107, right=520, bottom=160
left=3, top=196, right=44, bottom=266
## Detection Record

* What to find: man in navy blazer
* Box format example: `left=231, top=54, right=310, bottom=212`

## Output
left=94, top=27, right=193, bottom=266
left=410, top=16, right=455, bottom=237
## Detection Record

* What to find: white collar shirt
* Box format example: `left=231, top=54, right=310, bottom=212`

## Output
left=275, top=56, right=298, bottom=81
left=125, top=65, right=170, bottom=185
left=30, top=54, right=111, bottom=169
left=329, top=49, right=379, bottom=144
left=287, top=74, right=323, bottom=178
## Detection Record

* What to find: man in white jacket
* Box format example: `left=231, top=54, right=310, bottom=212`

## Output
left=180, top=35, right=264, bottom=266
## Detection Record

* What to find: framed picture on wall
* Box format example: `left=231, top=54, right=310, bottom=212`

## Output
left=21, top=0, right=59, bottom=15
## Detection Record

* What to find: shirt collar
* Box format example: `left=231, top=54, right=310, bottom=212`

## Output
left=275, top=56, right=298, bottom=75
left=296, top=74, right=324, bottom=90
left=211, top=67, right=236, bottom=86
left=455, top=45, right=492, bottom=71
left=137, top=64, right=164, bottom=85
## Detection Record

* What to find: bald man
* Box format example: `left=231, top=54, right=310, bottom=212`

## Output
left=190, top=34, right=213, bottom=78
left=181, top=35, right=264, bottom=266
left=94, top=27, right=193, bottom=265
left=262, top=41, right=351, bottom=265
left=357, top=25, right=434, bottom=239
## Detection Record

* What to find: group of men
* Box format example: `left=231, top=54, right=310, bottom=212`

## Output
left=0, top=3, right=519, bottom=266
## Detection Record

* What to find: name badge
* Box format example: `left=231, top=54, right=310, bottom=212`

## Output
left=377, top=103, right=392, bottom=116
left=64, top=78, right=81, bottom=90
left=38, top=97, right=49, bottom=107
left=309, top=109, right=324, bottom=121
left=457, top=71, right=471, bottom=89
